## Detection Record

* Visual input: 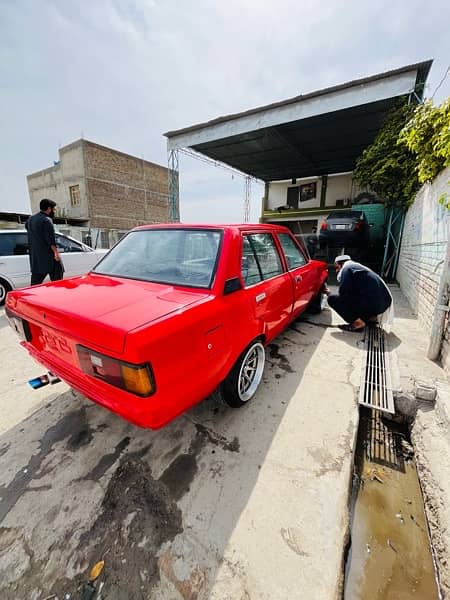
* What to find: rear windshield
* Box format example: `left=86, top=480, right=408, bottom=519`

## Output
left=93, top=228, right=222, bottom=288
left=327, top=210, right=362, bottom=219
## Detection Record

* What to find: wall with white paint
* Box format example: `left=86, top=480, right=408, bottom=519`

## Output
left=397, top=167, right=450, bottom=371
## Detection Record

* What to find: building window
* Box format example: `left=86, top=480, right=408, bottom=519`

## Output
left=69, top=185, right=80, bottom=207
left=100, top=231, right=110, bottom=249
left=299, top=182, right=317, bottom=202
left=82, top=232, right=93, bottom=247
left=286, top=182, right=317, bottom=208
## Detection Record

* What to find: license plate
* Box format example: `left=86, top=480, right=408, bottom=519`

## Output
left=335, top=224, right=347, bottom=230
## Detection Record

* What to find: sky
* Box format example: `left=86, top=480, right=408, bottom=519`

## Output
left=1, top=0, right=449, bottom=224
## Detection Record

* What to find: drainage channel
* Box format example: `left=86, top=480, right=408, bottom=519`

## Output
left=344, top=327, right=440, bottom=599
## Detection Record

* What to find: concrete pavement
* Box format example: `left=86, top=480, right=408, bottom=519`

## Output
left=0, top=302, right=363, bottom=599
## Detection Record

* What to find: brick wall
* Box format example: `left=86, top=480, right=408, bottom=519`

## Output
left=397, top=167, right=450, bottom=370
left=84, top=141, right=169, bottom=229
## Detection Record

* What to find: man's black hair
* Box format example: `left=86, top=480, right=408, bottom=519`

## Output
left=40, top=198, right=56, bottom=211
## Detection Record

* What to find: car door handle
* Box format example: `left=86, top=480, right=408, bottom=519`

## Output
left=255, top=292, right=266, bottom=303
left=295, top=275, right=302, bottom=283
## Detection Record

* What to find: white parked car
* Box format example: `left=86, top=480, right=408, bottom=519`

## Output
left=0, top=229, right=107, bottom=305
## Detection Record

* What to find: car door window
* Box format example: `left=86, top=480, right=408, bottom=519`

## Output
left=277, top=233, right=307, bottom=270
left=241, top=233, right=283, bottom=286
left=241, top=236, right=263, bottom=286
left=0, top=233, right=29, bottom=256
left=56, top=234, right=83, bottom=253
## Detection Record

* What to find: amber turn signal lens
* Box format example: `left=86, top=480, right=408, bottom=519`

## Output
left=121, top=364, right=153, bottom=396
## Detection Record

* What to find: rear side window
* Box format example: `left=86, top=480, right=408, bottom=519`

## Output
left=241, top=233, right=283, bottom=286
left=0, top=233, right=29, bottom=256
left=277, top=233, right=307, bottom=269
left=242, top=236, right=262, bottom=286
left=56, top=234, right=83, bottom=253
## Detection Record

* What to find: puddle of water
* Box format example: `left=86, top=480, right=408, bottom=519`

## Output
left=344, top=408, right=439, bottom=600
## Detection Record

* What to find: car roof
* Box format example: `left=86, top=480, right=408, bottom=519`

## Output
left=133, top=223, right=290, bottom=233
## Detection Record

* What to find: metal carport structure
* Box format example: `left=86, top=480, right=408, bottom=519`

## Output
left=164, top=60, right=431, bottom=222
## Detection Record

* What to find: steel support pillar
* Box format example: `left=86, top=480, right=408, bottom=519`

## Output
left=243, top=176, right=251, bottom=223
left=381, top=205, right=405, bottom=280
left=168, top=148, right=180, bottom=222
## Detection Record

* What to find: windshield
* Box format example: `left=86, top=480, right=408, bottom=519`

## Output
left=93, top=228, right=222, bottom=288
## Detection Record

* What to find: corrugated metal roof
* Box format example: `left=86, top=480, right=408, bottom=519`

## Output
left=164, top=60, right=432, bottom=182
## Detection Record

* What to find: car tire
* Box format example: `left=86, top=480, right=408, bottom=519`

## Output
left=0, top=278, right=12, bottom=306
left=308, top=283, right=327, bottom=314
left=222, top=340, right=266, bottom=408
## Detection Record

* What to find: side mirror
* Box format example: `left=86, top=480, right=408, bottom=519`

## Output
left=224, top=277, right=242, bottom=295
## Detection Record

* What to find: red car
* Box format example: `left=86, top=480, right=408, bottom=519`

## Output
left=6, top=224, right=328, bottom=429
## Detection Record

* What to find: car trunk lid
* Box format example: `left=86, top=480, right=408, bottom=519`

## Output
left=7, top=273, right=210, bottom=354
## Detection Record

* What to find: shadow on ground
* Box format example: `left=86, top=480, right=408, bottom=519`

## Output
left=0, top=309, right=332, bottom=599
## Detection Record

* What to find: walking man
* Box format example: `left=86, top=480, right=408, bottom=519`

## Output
left=25, top=199, right=63, bottom=285
left=326, top=255, right=393, bottom=332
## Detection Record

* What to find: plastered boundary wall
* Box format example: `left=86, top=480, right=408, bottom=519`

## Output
left=397, top=167, right=450, bottom=371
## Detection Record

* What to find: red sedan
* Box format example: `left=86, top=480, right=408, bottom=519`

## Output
left=6, top=224, right=328, bottom=428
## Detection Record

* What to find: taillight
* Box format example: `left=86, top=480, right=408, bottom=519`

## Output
left=354, top=220, right=363, bottom=231
left=320, top=222, right=328, bottom=231
left=76, top=346, right=155, bottom=397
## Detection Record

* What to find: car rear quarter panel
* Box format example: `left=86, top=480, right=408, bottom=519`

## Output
left=308, top=259, right=329, bottom=288
left=127, top=284, right=263, bottom=423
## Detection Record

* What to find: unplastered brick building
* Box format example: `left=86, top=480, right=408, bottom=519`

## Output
left=27, top=139, right=169, bottom=247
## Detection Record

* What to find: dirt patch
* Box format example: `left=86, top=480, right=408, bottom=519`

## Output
left=194, top=423, right=239, bottom=453
left=51, top=455, right=183, bottom=600
left=82, top=436, right=131, bottom=481
left=268, top=344, right=294, bottom=373
left=160, top=424, right=239, bottom=501
left=160, top=453, right=199, bottom=501
left=0, top=407, right=91, bottom=524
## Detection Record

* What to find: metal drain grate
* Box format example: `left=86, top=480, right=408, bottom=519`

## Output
left=359, top=326, right=395, bottom=414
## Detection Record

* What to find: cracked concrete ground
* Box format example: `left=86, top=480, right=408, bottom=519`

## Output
left=0, top=300, right=362, bottom=600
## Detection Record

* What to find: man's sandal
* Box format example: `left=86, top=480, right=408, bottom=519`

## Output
left=338, top=324, right=365, bottom=333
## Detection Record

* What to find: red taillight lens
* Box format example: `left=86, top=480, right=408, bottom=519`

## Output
left=76, top=346, right=155, bottom=397
left=354, top=220, right=363, bottom=231
left=320, top=222, right=328, bottom=231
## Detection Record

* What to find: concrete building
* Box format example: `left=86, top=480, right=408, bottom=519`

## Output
left=27, top=139, right=169, bottom=247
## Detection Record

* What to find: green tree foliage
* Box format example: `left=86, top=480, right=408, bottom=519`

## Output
left=353, top=104, right=420, bottom=206
left=398, top=99, right=450, bottom=183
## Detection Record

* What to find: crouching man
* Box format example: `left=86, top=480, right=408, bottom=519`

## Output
left=326, top=255, right=393, bottom=332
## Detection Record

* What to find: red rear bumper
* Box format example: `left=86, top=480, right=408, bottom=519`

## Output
left=23, top=342, right=179, bottom=429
